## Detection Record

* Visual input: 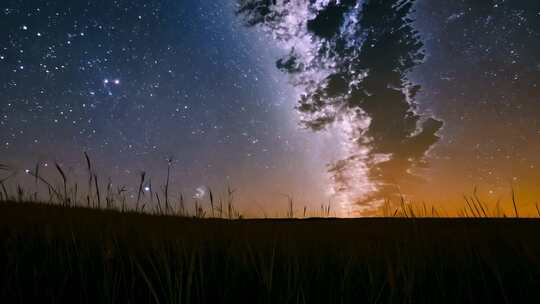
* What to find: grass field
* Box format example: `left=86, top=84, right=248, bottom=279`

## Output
left=1, top=201, right=540, bottom=303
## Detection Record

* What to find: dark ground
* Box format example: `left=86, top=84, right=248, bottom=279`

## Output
left=1, top=202, right=539, bottom=303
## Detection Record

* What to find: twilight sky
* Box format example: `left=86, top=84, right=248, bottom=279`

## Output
left=1, top=0, right=539, bottom=216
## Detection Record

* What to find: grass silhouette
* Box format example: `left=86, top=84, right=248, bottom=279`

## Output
left=1, top=155, right=540, bottom=303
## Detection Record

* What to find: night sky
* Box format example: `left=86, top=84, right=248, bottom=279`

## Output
left=1, top=0, right=539, bottom=216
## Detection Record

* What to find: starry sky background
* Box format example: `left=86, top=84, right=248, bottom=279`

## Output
left=412, top=0, right=540, bottom=211
left=1, top=0, right=539, bottom=216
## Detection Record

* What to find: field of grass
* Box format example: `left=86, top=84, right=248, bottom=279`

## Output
left=1, top=200, right=540, bottom=303
left=1, top=158, right=540, bottom=303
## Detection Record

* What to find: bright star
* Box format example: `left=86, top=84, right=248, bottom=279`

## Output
left=194, top=186, right=206, bottom=199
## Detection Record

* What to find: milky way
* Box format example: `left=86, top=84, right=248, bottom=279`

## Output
left=237, top=0, right=540, bottom=214
left=238, top=0, right=444, bottom=213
